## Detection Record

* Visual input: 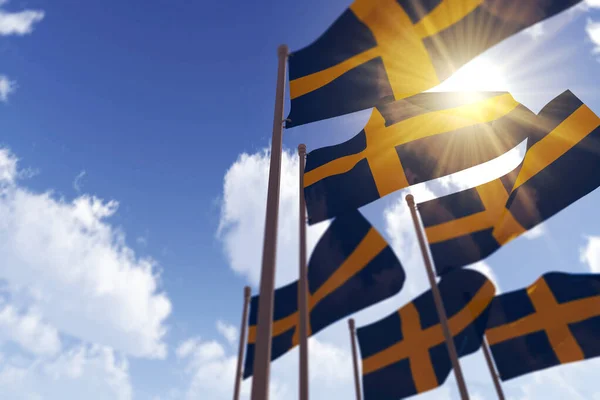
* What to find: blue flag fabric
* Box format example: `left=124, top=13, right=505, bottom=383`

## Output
left=486, top=272, right=600, bottom=380
left=286, top=0, right=582, bottom=127
left=357, top=269, right=496, bottom=400
left=243, top=210, right=405, bottom=379
left=419, top=90, right=600, bottom=275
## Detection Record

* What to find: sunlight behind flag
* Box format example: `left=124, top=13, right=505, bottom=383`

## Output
left=437, top=139, right=526, bottom=192
left=419, top=90, right=600, bottom=275
left=427, top=57, right=511, bottom=93
left=303, top=91, right=544, bottom=225
left=286, top=0, right=583, bottom=127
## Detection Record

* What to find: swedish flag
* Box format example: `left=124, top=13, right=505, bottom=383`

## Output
left=243, top=210, right=405, bottom=378
left=419, top=90, right=600, bottom=275
left=304, top=91, right=546, bottom=225
left=287, top=0, right=582, bottom=127
left=486, top=272, right=600, bottom=380
left=357, top=269, right=495, bottom=400
left=243, top=280, right=297, bottom=379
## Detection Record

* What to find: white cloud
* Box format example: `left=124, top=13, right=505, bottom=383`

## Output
left=180, top=342, right=239, bottom=400
left=175, top=319, right=356, bottom=400
left=0, top=304, right=61, bottom=356
left=523, top=1, right=595, bottom=37
left=269, top=336, right=355, bottom=398
left=0, top=1, right=44, bottom=36
left=73, top=170, right=86, bottom=193
left=468, top=262, right=501, bottom=293
left=217, top=320, right=238, bottom=347
left=584, top=0, right=600, bottom=9
left=0, top=148, right=17, bottom=183
left=308, top=337, right=352, bottom=386
left=522, top=0, right=595, bottom=42
left=217, top=148, right=329, bottom=287
left=151, top=388, right=183, bottom=400
left=586, top=18, right=600, bottom=54
left=580, top=235, right=600, bottom=273
left=438, top=141, right=526, bottom=192
left=0, top=345, right=132, bottom=400
left=524, top=23, right=545, bottom=40
left=504, top=359, right=600, bottom=399
left=182, top=339, right=226, bottom=372
left=523, top=224, right=546, bottom=240
left=176, top=330, right=289, bottom=400
left=0, top=75, right=16, bottom=102
left=0, top=148, right=171, bottom=359
left=0, top=2, right=43, bottom=102
left=176, top=337, right=201, bottom=360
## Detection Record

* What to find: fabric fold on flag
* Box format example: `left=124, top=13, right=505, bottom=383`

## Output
left=243, top=210, right=405, bottom=379
left=419, top=90, right=600, bottom=275
left=304, top=91, right=547, bottom=224
left=356, top=268, right=496, bottom=400
left=286, top=0, right=582, bottom=127
left=486, top=272, right=600, bottom=381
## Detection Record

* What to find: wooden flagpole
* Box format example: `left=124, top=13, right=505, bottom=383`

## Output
left=233, top=286, right=252, bottom=400
left=250, top=44, right=289, bottom=400
left=298, top=144, right=309, bottom=400
left=348, top=319, right=362, bottom=400
left=482, top=337, right=506, bottom=400
left=405, top=194, right=470, bottom=400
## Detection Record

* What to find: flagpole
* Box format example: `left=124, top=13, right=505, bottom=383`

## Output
left=233, top=286, right=252, bottom=400
left=348, top=319, right=362, bottom=400
left=406, top=194, right=470, bottom=400
left=250, top=44, right=289, bottom=400
left=298, top=144, right=309, bottom=400
left=482, top=337, right=506, bottom=400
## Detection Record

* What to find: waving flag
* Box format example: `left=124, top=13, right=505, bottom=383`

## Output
left=356, top=268, right=495, bottom=400
left=421, top=171, right=521, bottom=275
left=286, top=0, right=582, bottom=127
left=486, top=272, right=600, bottom=380
left=419, top=90, right=600, bottom=275
left=243, top=210, right=405, bottom=378
left=304, top=91, right=545, bottom=225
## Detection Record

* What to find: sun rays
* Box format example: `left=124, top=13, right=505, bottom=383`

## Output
left=428, top=57, right=511, bottom=93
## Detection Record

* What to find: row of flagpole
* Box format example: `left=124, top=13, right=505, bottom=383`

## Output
left=237, top=44, right=507, bottom=400
left=233, top=284, right=504, bottom=400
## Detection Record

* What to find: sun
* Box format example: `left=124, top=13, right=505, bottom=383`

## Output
left=427, top=57, right=510, bottom=93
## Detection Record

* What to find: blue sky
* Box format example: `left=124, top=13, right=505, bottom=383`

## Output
left=1, top=0, right=600, bottom=399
